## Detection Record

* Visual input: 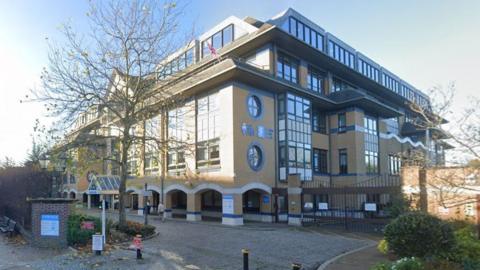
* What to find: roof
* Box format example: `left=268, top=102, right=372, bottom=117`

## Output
left=87, top=175, right=121, bottom=194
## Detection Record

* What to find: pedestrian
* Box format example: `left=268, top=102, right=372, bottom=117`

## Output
left=146, top=200, right=151, bottom=215
left=158, top=202, right=165, bottom=222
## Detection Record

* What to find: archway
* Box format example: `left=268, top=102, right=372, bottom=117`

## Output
left=167, top=190, right=187, bottom=219
left=147, top=190, right=160, bottom=215
left=200, top=190, right=222, bottom=222
left=125, top=191, right=139, bottom=210
left=69, top=191, right=76, bottom=199
left=82, top=193, right=88, bottom=205
left=242, top=188, right=273, bottom=223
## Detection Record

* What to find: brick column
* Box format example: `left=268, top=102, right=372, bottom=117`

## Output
left=29, top=198, right=75, bottom=248
left=288, top=174, right=302, bottom=226
left=164, top=192, right=172, bottom=218
left=186, top=193, right=201, bottom=221
left=222, top=194, right=243, bottom=226
left=137, top=195, right=144, bottom=216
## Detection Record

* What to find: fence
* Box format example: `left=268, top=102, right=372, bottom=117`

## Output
left=300, top=174, right=402, bottom=233
left=0, top=166, right=52, bottom=230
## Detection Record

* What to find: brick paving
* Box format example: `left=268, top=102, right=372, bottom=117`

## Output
left=0, top=209, right=373, bottom=269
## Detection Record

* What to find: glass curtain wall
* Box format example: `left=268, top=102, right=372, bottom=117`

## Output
left=278, top=93, right=312, bottom=181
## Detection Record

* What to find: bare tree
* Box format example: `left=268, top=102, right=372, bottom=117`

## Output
left=31, top=0, right=196, bottom=227
left=406, top=82, right=480, bottom=211
left=0, top=157, right=17, bottom=170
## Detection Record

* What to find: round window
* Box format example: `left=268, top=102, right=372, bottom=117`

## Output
left=247, top=95, right=262, bottom=118
left=247, top=145, right=263, bottom=171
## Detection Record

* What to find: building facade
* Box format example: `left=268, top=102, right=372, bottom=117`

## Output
left=60, top=9, right=450, bottom=226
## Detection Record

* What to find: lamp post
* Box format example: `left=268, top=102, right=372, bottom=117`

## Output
left=144, top=183, right=148, bottom=225
left=39, top=154, right=67, bottom=198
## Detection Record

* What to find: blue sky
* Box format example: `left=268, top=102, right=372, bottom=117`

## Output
left=1, top=0, right=479, bottom=162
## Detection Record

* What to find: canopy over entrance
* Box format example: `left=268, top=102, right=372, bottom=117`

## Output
left=86, top=175, right=120, bottom=195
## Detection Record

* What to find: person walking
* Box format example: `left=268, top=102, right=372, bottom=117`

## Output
left=158, top=202, right=165, bottom=222
left=146, top=200, right=151, bottom=215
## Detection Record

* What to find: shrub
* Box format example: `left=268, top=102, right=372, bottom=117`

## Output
left=423, top=258, right=463, bottom=270
left=390, top=257, right=423, bottom=270
left=448, top=227, right=480, bottom=265
left=384, top=212, right=455, bottom=258
left=115, top=220, right=155, bottom=237
left=377, top=239, right=389, bottom=255
left=67, top=214, right=101, bottom=246
left=370, top=262, right=391, bottom=270
left=384, top=195, right=411, bottom=218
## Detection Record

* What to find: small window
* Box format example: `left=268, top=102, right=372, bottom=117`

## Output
left=247, top=144, right=263, bottom=171
left=312, top=109, right=327, bottom=134
left=313, top=149, right=328, bottom=174
left=338, top=113, right=346, bottom=133
left=339, top=149, right=348, bottom=174
left=223, top=24, right=233, bottom=46
left=247, top=95, right=262, bottom=118
left=212, top=31, right=222, bottom=49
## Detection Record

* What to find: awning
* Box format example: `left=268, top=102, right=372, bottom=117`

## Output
left=86, top=175, right=120, bottom=195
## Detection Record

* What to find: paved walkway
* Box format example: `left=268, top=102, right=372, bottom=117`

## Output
left=0, top=234, right=68, bottom=269
left=323, top=245, right=388, bottom=270
left=79, top=208, right=374, bottom=270
left=0, top=209, right=375, bottom=269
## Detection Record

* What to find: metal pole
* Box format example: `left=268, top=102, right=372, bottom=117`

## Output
left=144, top=183, right=148, bottom=225
left=102, top=199, right=106, bottom=244
left=242, top=249, right=249, bottom=270
left=344, top=186, right=348, bottom=231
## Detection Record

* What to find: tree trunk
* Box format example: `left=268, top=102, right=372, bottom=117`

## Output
left=118, top=130, right=130, bottom=227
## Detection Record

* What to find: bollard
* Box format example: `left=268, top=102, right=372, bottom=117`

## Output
left=292, top=262, right=302, bottom=270
left=133, top=234, right=143, bottom=259
left=242, top=248, right=249, bottom=270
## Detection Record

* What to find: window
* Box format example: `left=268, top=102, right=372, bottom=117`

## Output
left=328, top=40, right=355, bottom=68
left=145, top=116, right=161, bottom=174
left=331, top=77, right=354, bottom=93
left=168, top=108, right=187, bottom=171
left=364, top=115, right=379, bottom=174
left=312, top=108, right=327, bottom=134
left=389, top=155, right=401, bottom=175
left=157, top=48, right=195, bottom=80
left=276, top=53, right=298, bottom=84
left=385, top=117, right=399, bottom=135
left=247, top=95, right=262, bottom=118
left=201, top=24, right=234, bottom=58
left=338, top=113, right=346, bottom=133
left=307, top=67, right=325, bottom=94
left=278, top=93, right=312, bottom=181
left=313, top=149, right=328, bottom=174
left=382, top=73, right=400, bottom=93
left=358, top=59, right=379, bottom=82
left=247, top=144, right=263, bottom=171
left=339, top=149, right=348, bottom=174
left=197, top=92, right=220, bottom=168
left=223, top=24, right=233, bottom=45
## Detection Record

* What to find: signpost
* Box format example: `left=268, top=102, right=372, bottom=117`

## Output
left=92, top=233, right=103, bottom=255
left=102, top=199, right=106, bottom=244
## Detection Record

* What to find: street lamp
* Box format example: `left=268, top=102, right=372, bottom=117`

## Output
left=39, top=155, right=50, bottom=170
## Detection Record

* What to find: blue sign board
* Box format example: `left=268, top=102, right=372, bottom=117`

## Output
left=262, top=195, right=270, bottom=204
left=41, top=214, right=59, bottom=236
